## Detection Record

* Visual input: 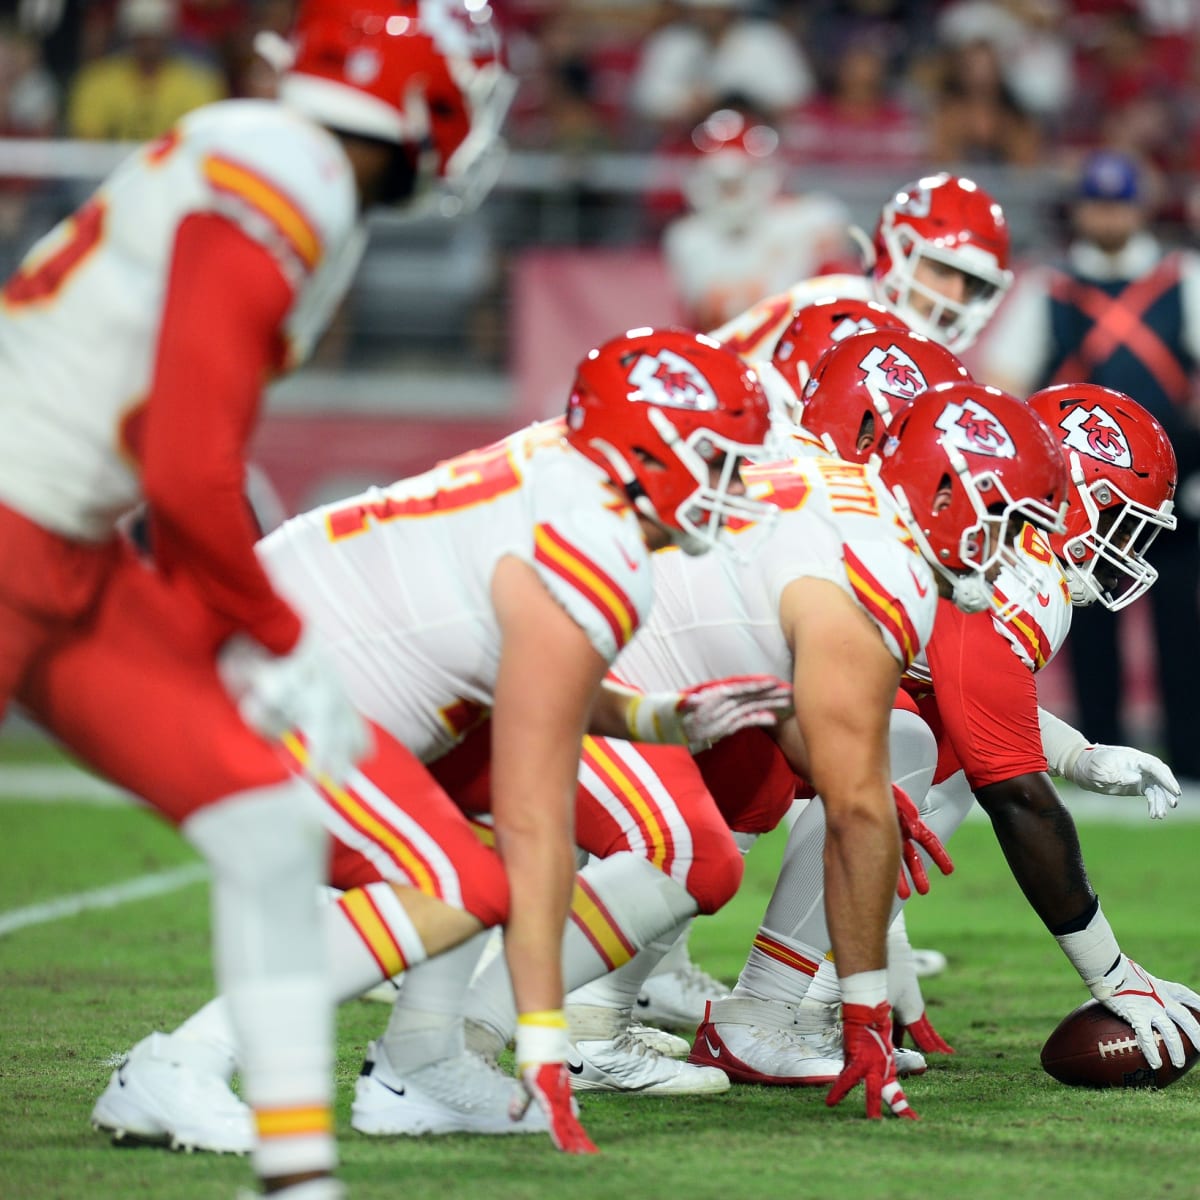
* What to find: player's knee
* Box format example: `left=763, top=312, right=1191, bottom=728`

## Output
left=687, top=834, right=744, bottom=915
left=460, top=849, right=509, bottom=928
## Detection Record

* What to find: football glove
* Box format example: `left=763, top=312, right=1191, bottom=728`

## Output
left=1069, top=745, right=1181, bottom=820
left=626, top=675, right=794, bottom=749
left=826, top=1001, right=918, bottom=1120
left=893, top=784, right=954, bottom=900
left=1089, top=957, right=1200, bottom=1069
left=218, top=627, right=370, bottom=783
left=511, top=1011, right=598, bottom=1154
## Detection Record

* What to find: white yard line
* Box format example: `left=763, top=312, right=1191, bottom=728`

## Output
left=0, top=863, right=208, bottom=936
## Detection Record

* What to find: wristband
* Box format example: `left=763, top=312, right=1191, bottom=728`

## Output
left=1038, top=707, right=1091, bottom=780
left=515, top=1009, right=570, bottom=1069
left=840, top=969, right=888, bottom=1009
left=1053, top=902, right=1122, bottom=988
left=625, top=693, right=684, bottom=745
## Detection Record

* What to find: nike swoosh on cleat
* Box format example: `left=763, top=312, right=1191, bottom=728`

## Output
left=704, top=1035, right=722, bottom=1059
left=635, top=996, right=651, bottom=1009
left=567, top=1059, right=585, bottom=1076
left=375, top=1078, right=406, bottom=1098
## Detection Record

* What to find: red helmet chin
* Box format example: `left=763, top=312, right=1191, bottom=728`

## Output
left=1027, top=383, right=1177, bottom=610
left=565, top=328, right=777, bottom=555
left=799, top=326, right=969, bottom=463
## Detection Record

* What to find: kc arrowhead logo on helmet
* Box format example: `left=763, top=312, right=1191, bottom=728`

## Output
left=1059, top=405, right=1133, bottom=467
left=934, top=397, right=1016, bottom=458
left=859, top=343, right=930, bottom=402
left=627, top=350, right=720, bottom=412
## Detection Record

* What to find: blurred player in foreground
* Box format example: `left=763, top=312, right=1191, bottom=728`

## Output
left=0, top=0, right=521, bottom=1194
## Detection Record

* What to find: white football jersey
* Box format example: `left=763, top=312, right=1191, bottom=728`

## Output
left=904, top=523, right=1073, bottom=689
left=613, top=455, right=937, bottom=693
left=0, top=100, right=364, bottom=541
left=709, top=272, right=874, bottom=361
left=258, top=422, right=654, bottom=763
left=664, top=196, right=850, bottom=329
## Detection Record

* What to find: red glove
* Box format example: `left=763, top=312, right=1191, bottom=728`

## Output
left=826, top=1002, right=918, bottom=1120
left=893, top=784, right=953, bottom=900
left=511, top=1062, right=599, bottom=1154
left=512, top=1012, right=599, bottom=1154
left=893, top=1012, right=955, bottom=1055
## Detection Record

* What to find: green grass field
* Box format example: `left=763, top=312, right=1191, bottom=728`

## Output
left=2, top=746, right=1199, bottom=1200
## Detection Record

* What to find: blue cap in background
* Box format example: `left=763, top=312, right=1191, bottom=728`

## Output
left=1077, top=151, right=1141, bottom=203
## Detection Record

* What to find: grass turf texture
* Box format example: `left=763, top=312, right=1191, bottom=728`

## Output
left=2, top=763, right=1199, bottom=1199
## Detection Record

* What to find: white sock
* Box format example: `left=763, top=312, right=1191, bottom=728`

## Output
left=183, top=779, right=335, bottom=1180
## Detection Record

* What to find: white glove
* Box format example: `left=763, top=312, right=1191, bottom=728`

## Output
left=626, top=675, right=794, bottom=749
left=1089, top=956, right=1200, bottom=1069
left=218, top=628, right=371, bottom=783
left=1069, top=745, right=1181, bottom=820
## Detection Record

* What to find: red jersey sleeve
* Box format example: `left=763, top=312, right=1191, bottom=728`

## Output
left=925, top=598, right=1048, bottom=790
left=141, top=212, right=301, bottom=653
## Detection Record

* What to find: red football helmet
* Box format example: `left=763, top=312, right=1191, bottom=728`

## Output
left=566, top=328, right=777, bottom=555
left=278, top=0, right=514, bottom=211
left=1027, top=383, right=1177, bottom=610
left=800, top=327, right=970, bottom=463
left=769, top=296, right=902, bottom=413
left=870, top=174, right=1012, bottom=354
left=878, top=382, right=1068, bottom=619
left=682, top=108, right=783, bottom=230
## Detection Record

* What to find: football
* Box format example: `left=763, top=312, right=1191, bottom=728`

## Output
left=1040, top=1000, right=1200, bottom=1089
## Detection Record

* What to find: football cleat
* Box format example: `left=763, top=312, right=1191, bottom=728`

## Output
left=688, top=998, right=844, bottom=1086
left=912, top=948, right=949, bottom=978
left=235, top=1181, right=345, bottom=1200
left=635, top=959, right=732, bottom=1030
left=351, top=1043, right=549, bottom=1137
left=91, top=1032, right=253, bottom=1154
left=570, top=1029, right=730, bottom=1095
left=629, top=1022, right=691, bottom=1059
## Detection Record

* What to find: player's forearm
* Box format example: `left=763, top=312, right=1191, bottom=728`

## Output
left=974, top=771, right=1096, bottom=929
left=495, top=820, right=577, bottom=1014
left=821, top=784, right=898, bottom=976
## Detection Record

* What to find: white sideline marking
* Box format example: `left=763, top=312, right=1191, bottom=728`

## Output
left=0, top=765, right=134, bottom=806
left=0, top=864, right=208, bottom=937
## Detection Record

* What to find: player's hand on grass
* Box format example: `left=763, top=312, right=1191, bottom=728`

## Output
left=826, top=1001, right=918, bottom=1120
left=511, top=1011, right=598, bottom=1154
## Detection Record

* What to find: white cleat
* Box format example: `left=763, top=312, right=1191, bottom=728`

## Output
left=912, top=948, right=949, bottom=978
left=688, top=998, right=844, bottom=1086
left=237, top=1181, right=346, bottom=1200
left=629, top=1022, right=690, bottom=1059
left=351, top=1043, right=549, bottom=1137
left=569, top=1029, right=729, bottom=1095
left=91, top=1032, right=254, bottom=1154
left=636, top=960, right=732, bottom=1031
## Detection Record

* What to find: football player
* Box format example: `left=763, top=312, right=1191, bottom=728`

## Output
left=688, top=377, right=1200, bottom=1085
left=634, top=172, right=1016, bottom=1027
left=90, top=327, right=787, bottom=1156
left=0, top=1, right=513, bottom=1195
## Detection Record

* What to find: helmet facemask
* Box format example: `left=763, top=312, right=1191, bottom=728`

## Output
left=1060, top=453, right=1177, bottom=610
left=876, top=228, right=1009, bottom=354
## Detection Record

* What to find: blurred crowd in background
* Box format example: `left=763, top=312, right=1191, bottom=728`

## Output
left=3, top=0, right=1200, bottom=213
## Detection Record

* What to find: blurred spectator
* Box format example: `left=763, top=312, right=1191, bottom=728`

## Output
left=784, top=24, right=926, bottom=169
left=936, top=0, right=1075, bottom=122
left=629, top=0, right=814, bottom=137
left=661, top=107, right=853, bottom=330
left=66, top=0, right=225, bottom=141
left=927, top=30, right=1043, bottom=165
left=0, top=20, right=58, bottom=137
left=982, top=150, right=1200, bottom=780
